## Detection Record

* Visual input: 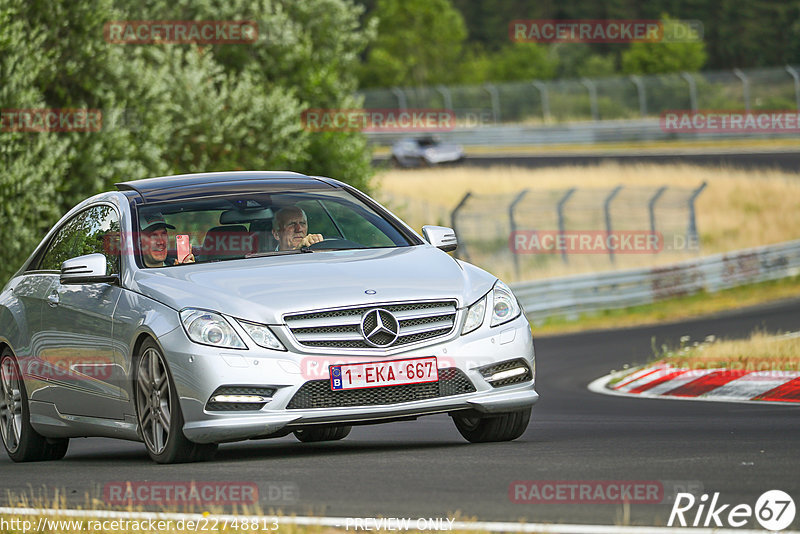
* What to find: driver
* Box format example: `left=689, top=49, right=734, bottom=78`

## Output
left=139, top=213, right=195, bottom=267
left=272, top=207, right=323, bottom=251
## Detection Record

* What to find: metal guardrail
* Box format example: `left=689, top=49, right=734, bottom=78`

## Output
left=366, top=118, right=800, bottom=147
left=510, top=239, right=800, bottom=321
left=361, top=66, right=800, bottom=125
left=362, top=66, right=800, bottom=146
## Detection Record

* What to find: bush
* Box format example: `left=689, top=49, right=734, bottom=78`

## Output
left=0, top=0, right=373, bottom=285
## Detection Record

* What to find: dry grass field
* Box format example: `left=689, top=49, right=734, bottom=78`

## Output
left=376, top=163, right=800, bottom=281
left=659, top=331, right=800, bottom=372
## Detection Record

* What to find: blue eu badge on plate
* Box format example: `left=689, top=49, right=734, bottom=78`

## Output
left=330, top=365, right=343, bottom=390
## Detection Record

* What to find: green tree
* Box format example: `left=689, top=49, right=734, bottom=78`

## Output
left=483, top=44, right=557, bottom=82
left=0, top=0, right=374, bottom=285
left=0, top=0, right=70, bottom=282
left=621, top=16, right=708, bottom=75
left=359, top=0, right=467, bottom=87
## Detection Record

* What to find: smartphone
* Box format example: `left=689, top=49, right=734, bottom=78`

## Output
left=176, top=234, right=191, bottom=263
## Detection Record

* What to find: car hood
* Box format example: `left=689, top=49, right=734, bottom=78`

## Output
left=130, top=245, right=496, bottom=324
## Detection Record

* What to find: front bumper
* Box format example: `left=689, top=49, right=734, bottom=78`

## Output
left=160, top=313, right=538, bottom=444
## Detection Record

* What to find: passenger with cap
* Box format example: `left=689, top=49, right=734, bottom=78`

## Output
left=139, top=213, right=195, bottom=267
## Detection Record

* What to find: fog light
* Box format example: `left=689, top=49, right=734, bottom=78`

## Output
left=210, top=394, right=271, bottom=403
left=205, top=386, right=276, bottom=411
left=478, top=358, right=532, bottom=388
left=486, top=367, right=527, bottom=383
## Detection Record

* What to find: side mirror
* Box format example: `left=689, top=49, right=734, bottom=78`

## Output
left=422, top=225, right=458, bottom=252
left=60, top=254, right=118, bottom=285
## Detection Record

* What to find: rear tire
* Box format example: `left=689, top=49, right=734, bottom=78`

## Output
left=294, top=425, right=352, bottom=443
left=134, top=339, right=217, bottom=463
left=452, top=408, right=531, bottom=443
left=0, top=349, right=69, bottom=462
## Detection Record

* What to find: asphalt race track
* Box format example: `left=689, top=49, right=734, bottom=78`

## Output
left=1, top=298, right=799, bottom=529
left=374, top=149, right=800, bottom=171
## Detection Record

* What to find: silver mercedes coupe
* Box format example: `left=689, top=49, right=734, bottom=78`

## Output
left=0, top=172, right=538, bottom=463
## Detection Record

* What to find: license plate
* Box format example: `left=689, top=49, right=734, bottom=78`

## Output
left=330, top=356, right=438, bottom=391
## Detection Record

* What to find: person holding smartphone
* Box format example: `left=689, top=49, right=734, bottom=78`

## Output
left=139, top=213, right=195, bottom=267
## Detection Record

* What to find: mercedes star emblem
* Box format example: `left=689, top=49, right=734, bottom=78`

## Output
left=360, top=308, right=400, bottom=347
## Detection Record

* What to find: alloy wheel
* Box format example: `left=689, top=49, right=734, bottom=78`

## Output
left=136, top=347, right=172, bottom=455
left=0, top=357, right=22, bottom=453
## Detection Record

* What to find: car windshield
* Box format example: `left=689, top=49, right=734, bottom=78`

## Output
left=135, top=188, right=412, bottom=266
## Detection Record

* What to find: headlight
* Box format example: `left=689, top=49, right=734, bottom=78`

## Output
left=180, top=309, right=246, bottom=349
left=237, top=320, right=286, bottom=351
left=491, top=280, right=521, bottom=327
left=461, top=295, right=486, bottom=335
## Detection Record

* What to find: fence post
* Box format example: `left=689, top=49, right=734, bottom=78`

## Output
left=532, top=81, right=551, bottom=122
left=508, top=189, right=529, bottom=278
left=390, top=87, right=407, bottom=110
left=484, top=83, right=500, bottom=123
left=436, top=85, right=453, bottom=113
left=687, top=182, right=707, bottom=250
left=581, top=78, right=599, bottom=121
left=630, top=75, right=647, bottom=117
left=733, top=68, right=751, bottom=112
left=680, top=72, right=698, bottom=112
left=451, top=192, right=472, bottom=261
left=557, top=188, right=576, bottom=264
left=648, top=186, right=668, bottom=237
left=604, top=186, right=623, bottom=264
left=785, top=65, right=800, bottom=112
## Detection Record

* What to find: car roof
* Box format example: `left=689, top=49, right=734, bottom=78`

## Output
left=116, top=171, right=336, bottom=204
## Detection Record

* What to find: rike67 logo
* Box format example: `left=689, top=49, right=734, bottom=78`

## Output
left=669, top=490, right=796, bottom=531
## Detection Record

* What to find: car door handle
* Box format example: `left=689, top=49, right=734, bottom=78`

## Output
left=47, top=291, right=60, bottom=307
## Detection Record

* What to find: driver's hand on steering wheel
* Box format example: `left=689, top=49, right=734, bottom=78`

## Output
left=297, top=233, right=323, bottom=248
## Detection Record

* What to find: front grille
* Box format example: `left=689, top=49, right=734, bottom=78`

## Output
left=205, top=386, right=276, bottom=411
left=478, top=359, right=533, bottom=388
left=284, top=300, right=457, bottom=349
left=286, top=367, right=475, bottom=409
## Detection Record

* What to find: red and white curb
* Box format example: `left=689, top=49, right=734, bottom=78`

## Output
left=590, top=364, right=800, bottom=405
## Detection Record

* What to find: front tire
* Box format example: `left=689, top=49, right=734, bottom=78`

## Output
left=134, top=339, right=217, bottom=463
left=0, top=349, right=69, bottom=462
left=294, top=425, right=351, bottom=443
left=452, top=408, right=531, bottom=443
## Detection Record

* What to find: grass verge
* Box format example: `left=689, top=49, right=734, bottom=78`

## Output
left=532, top=274, right=800, bottom=336
left=656, top=330, right=800, bottom=372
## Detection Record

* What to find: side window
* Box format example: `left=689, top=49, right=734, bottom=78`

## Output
left=39, top=205, right=121, bottom=275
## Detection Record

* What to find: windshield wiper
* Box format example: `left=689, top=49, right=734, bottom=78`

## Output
left=245, top=248, right=314, bottom=259
left=307, top=247, right=359, bottom=251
